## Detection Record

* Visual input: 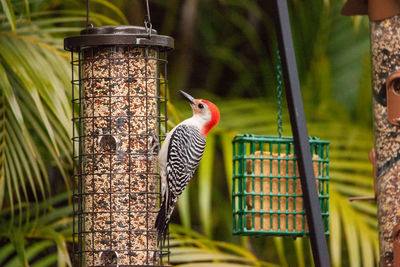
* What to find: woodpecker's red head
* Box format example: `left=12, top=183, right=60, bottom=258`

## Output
left=180, top=90, right=220, bottom=136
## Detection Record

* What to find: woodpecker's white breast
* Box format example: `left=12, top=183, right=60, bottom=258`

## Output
left=159, top=116, right=206, bottom=168
left=158, top=116, right=207, bottom=195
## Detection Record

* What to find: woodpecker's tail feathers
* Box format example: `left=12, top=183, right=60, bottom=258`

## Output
left=155, top=194, right=179, bottom=246
left=155, top=197, right=169, bottom=245
left=155, top=199, right=166, bottom=243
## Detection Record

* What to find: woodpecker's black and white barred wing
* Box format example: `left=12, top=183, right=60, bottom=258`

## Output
left=155, top=124, right=206, bottom=241
left=167, top=124, right=206, bottom=197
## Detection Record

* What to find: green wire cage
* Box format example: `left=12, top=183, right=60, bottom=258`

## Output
left=232, top=134, right=329, bottom=236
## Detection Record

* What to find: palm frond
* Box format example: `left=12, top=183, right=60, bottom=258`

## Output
left=0, top=193, right=72, bottom=267
left=0, top=0, right=127, bottom=229
left=170, top=224, right=278, bottom=267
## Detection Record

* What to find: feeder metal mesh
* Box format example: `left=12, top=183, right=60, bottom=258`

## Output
left=232, top=134, right=329, bottom=236
left=67, top=26, right=172, bottom=266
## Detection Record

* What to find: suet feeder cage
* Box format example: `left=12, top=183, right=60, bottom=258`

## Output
left=232, top=135, right=329, bottom=236
left=65, top=25, right=173, bottom=266
left=231, top=46, right=329, bottom=237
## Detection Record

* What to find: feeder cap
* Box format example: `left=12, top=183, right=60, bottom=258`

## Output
left=341, top=0, right=400, bottom=21
left=64, top=25, right=174, bottom=51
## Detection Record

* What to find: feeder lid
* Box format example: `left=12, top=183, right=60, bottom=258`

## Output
left=341, top=0, right=400, bottom=21
left=64, top=25, right=174, bottom=51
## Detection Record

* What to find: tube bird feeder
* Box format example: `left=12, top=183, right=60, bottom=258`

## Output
left=65, top=26, right=173, bottom=266
left=342, top=1, right=400, bottom=265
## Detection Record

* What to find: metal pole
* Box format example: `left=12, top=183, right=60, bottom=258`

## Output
left=270, top=1, right=331, bottom=266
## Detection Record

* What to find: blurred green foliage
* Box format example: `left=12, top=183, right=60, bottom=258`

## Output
left=0, top=0, right=377, bottom=266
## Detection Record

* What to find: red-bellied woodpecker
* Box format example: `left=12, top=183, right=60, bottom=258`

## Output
left=155, top=90, right=220, bottom=242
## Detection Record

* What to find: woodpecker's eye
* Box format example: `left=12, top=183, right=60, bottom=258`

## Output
left=198, top=103, right=204, bottom=109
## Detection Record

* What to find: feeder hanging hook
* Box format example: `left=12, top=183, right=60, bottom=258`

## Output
left=144, top=0, right=152, bottom=37
left=86, top=0, right=93, bottom=28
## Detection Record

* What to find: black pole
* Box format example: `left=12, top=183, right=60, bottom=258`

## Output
left=270, top=1, right=331, bottom=266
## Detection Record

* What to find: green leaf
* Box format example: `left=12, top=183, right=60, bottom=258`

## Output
left=0, top=64, right=24, bottom=128
left=221, top=131, right=235, bottom=200
left=37, top=227, right=71, bottom=267
left=198, top=133, right=216, bottom=237
left=91, top=0, right=128, bottom=24
left=31, top=254, right=57, bottom=267
left=4, top=240, right=54, bottom=267
left=169, top=224, right=276, bottom=266
left=179, top=263, right=254, bottom=267
left=1, top=0, right=16, bottom=31
left=5, top=146, right=23, bottom=226
left=294, top=238, right=305, bottom=267
left=8, top=229, right=27, bottom=267
left=170, top=250, right=252, bottom=264
left=360, top=225, right=374, bottom=267
left=178, top=186, right=191, bottom=229
left=0, top=243, right=14, bottom=265
left=330, top=193, right=342, bottom=267
left=273, top=237, right=288, bottom=267
left=339, top=197, right=361, bottom=267
left=23, top=0, right=30, bottom=22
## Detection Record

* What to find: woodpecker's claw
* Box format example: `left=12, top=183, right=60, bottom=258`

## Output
left=148, top=132, right=160, bottom=160
left=151, top=250, right=159, bottom=265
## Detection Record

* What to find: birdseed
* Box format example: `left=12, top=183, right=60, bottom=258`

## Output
left=79, top=46, right=159, bottom=266
left=371, top=16, right=400, bottom=266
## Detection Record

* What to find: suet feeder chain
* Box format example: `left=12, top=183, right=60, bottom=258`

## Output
left=232, top=1, right=330, bottom=266
left=232, top=53, right=330, bottom=236
left=275, top=50, right=283, bottom=139
left=65, top=0, right=173, bottom=266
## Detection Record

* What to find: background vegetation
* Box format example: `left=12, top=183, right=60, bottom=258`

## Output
left=0, top=0, right=376, bottom=266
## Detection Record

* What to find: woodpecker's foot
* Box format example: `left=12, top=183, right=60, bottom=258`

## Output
left=148, top=132, right=160, bottom=160
left=151, top=250, right=159, bottom=265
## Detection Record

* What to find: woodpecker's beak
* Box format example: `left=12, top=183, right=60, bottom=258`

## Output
left=180, top=90, right=195, bottom=105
